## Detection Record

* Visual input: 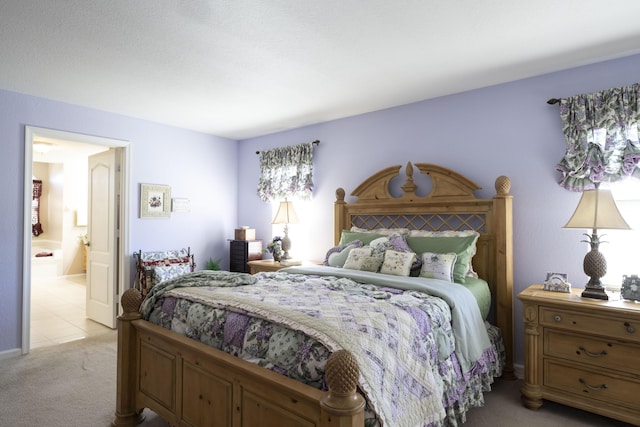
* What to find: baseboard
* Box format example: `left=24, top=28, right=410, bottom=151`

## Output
left=61, top=273, right=86, bottom=279
left=0, top=347, right=22, bottom=360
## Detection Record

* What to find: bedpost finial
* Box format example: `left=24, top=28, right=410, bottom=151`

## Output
left=321, top=349, right=365, bottom=415
left=336, top=187, right=345, bottom=202
left=325, top=349, right=360, bottom=395
left=495, top=176, right=511, bottom=195
left=121, top=288, right=143, bottom=314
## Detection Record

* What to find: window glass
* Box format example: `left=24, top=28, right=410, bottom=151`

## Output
left=600, top=179, right=640, bottom=289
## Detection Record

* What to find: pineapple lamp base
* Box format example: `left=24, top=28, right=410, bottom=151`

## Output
left=581, top=248, right=608, bottom=300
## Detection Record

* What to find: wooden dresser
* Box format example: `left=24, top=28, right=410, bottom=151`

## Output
left=518, top=284, right=640, bottom=425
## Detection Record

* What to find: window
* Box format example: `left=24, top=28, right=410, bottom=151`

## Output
left=599, top=179, right=640, bottom=288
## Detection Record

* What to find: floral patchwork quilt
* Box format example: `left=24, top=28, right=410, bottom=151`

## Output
left=141, top=270, right=504, bottom=427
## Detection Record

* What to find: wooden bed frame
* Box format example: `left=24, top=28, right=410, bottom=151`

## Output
left=112, top=162, right=513, bottom=427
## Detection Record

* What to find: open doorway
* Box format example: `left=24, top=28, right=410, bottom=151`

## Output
left=22, top=126, right=131, bottom=354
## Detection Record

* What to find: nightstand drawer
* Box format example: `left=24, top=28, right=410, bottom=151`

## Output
left=540, top=307, right=640, bottom=344
left=544, top=330, right=640, bottom=376
left=544, top=360, right=640, bottom=409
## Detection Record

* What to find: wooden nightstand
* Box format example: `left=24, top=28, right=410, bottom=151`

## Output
left=247, top=260, right=321, bottom=274
left=518, top=284, right=640, bottom=425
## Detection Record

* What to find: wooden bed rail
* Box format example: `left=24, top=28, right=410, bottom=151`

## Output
left=112, top=288, right=365, bottom=427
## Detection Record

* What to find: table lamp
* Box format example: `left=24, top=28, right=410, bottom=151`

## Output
left=564, top=184, right=630, bottom=300
left=272, top=200, right=299, bottom=260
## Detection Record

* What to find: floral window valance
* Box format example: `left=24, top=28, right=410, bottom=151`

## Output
left=257, top=141, right=317, bottom=201
left=555, top=83, right=640, bottom=192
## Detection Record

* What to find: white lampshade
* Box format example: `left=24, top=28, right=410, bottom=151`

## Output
left=564, top=187, right=630, bottom=231
left=272, top=201, right=299, bottom=225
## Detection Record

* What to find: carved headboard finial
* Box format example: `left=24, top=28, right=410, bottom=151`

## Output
left=400, top=162, right=418, bottom=195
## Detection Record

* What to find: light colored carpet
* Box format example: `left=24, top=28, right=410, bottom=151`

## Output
left=0, top=331, right=632, bottom=426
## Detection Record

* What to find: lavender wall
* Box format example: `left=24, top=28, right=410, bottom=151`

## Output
left=3, top=53, right=638, bottom=363
left=237, top=53, right=640, bottom=368
left=0, top=90, right=238, bottom=353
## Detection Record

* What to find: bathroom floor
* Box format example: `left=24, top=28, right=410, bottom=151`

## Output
left=30, top=274, right=112, bottom=349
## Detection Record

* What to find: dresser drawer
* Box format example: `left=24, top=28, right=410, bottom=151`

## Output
left=544, top=330, right=640, bottom=376
left=544, top=360, right=640, bottom=410
left=540, top=307, right=639, bottom=344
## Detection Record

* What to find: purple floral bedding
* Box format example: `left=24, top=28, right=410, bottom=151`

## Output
left=141, top=270, right=504, bottom=427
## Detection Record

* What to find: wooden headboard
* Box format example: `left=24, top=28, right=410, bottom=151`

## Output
left=334, top=162, right=514, bottom=378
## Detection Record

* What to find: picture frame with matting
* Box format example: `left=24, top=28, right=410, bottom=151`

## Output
left=543, top=272, right=571, bottom=293
left=621, top=274, right=640, bottom=301
left=140, top=183, right=171, bottom=219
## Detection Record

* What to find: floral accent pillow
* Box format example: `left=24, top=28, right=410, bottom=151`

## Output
left=380, top=250, right=416, bottom=277
left=369, top=233, right=421, bottom=270
left=153, top=263, right=193, bottom=284
left=323, top=240, right=364, bottom=267
left=419, top=252, right=457, bottom=282
left=343, top=247, right=384, bottom=272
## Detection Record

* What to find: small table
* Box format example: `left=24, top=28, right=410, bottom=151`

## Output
left=247, top=260, right=321, bottom=274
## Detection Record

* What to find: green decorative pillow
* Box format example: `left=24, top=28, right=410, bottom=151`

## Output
left=350, top=226, right=410, bottom=236
left=406, top=234, right=479, bottom=283
left=338, top=230, right=386, bottom=246
left=408, top=230, right=480, bottom=278
left=419, top=252, right=457, bottom=282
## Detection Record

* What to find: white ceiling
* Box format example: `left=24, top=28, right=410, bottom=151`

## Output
left=3, top=1, right=640, bottom=140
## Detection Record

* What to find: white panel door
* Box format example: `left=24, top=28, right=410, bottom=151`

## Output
left=86, top=149, right=118, bottom=328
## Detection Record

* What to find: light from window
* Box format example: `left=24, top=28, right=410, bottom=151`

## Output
left=600, top=179, right=640, bottom=289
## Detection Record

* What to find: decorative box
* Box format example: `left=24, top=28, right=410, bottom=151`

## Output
left=621, top=274, right=640, bottom=302
left=234, top=227, right=255, bottom=241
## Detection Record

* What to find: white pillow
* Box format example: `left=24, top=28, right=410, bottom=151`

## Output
left=380, top=250, right=416, bottom=277
left=419, top=252, right=457, bottom=282
left=343, top=247, right=384, bottom=272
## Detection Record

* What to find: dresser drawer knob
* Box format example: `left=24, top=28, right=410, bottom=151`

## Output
left=553, top=315, right=562, bottom=322
left=579, top=378, right=607, bottom=391
left=624, top=322, right=635, bottom=334
left=578, top=345, right=608, bottom=358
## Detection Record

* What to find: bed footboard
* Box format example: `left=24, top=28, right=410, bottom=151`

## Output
left=112, top=289, right=365, bottom=427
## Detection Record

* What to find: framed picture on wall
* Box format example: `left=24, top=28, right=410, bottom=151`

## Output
left=140, top=183, right=171, bottom=218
